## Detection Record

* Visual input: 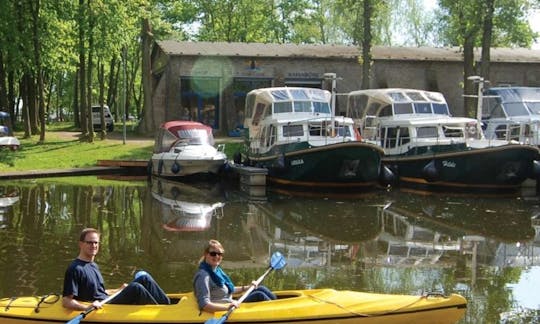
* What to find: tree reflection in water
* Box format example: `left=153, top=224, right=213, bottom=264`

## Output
left=1, top=177, right=539, bottom=323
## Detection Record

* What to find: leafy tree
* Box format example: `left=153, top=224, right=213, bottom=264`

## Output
left=437, top=0, right=535, bottom=118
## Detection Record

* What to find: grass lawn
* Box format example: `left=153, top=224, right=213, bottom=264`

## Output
left=0, top=122, right=243, bottom=172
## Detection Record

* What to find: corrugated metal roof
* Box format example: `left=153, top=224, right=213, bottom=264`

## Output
left=157, top=40, right=540, bottom=63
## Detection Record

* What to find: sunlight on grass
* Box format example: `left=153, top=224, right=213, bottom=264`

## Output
left=0, top=133, right=153, bottom=171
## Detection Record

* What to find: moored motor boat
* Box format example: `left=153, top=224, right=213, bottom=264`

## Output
left=0, top=288, right=466, bottom=323
left=346, top=88, right=540, bottom=192
left=240, top=87, right=385, bottom=191
left=150, top=121, right=228, bottom=178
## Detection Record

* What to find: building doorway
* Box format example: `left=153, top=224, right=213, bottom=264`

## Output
left=180, top=77, right=220, bottom=129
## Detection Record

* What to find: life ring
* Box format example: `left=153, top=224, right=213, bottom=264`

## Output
left=465, top=124, right=477, bottom=137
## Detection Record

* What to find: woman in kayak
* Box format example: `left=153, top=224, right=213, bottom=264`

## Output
left=193, top=239, right=276, bottom=312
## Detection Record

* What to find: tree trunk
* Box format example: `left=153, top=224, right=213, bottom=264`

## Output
left=463, top=35, right=476, bottom=118
left=29, top=0, right=46, bottom=143
left=21, top=74, right=31, bottom=138
left=138, top=17, right=154, bottom=135
left=361, top=0, right=372, bottom=90
left=86, top=0, right=94, bottom=143
left=480, top=0, right=494, bottom=80
left=78, top=0, right=88, bottom=138
left=98, top=61, right=106, bottom=139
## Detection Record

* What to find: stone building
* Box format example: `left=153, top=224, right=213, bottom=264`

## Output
left=150, top=41, right=540, bottom=135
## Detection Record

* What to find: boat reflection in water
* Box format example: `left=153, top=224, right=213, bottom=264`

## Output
left=0, top=187, right=19, bottom=229
left=377, top=191, right=539, bottom=290
left=150, top=177, right=225, bottom=232
left=248, top=192, right=388, bottom=268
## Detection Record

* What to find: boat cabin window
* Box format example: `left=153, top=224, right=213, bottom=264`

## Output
left=290, top=89, right=310, bottom=100
left=335, top=125, right=352, bottom=137
left=381, top=127, right=398, bottom=148
left=526, top=102, right=540, bottom=114
left=309, top=123, right=323, bottom=136
left=274, top=101, right=293, bottom=114
left=503, top=102, right=529, bottom=116
left=294, top=101, right=312, bottom=112
left=394, top=103, right=414, bottom=115
left=379, top=105, right=393, bottom=117
left=271, top=89, right=291, bottom=101
left=245, top=94, right=256, bottom=119
left=283, top=124, right=304, bottom=137
left=252, top=103, right=267, bottom=126
left=313, top=101, right=331, bottom=114
left=389, top=92, right=408, bottom=102
left=494, top=124, right=521, bottom=140
left=267, top=125, right=277, bottom=147
left=489, top=103, right=506, bottom=118
left=443, top=126, right=463, bottom=138
left=414, top=103, right=432, bottom=114
left=380, top=127, right=410, bottom=148
left=432, top=103, right=449, bottom=115
left=406, top=92, right=427, bottom=101
left=398, top=127, right=410, bottom=145
left=416, top=126, right=438, bottom=138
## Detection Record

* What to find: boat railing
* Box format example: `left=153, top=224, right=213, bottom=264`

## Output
left=247, top=116, right=355, bottom=154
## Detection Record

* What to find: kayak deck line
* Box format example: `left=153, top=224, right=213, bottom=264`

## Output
left=305, top=291, right=467, bottom=318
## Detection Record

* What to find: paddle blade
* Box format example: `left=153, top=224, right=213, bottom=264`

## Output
left=270, top=251, right=286, bottom=270
left=204, top=316, right=228, bottom=324
left=66, top=314, right=84, bottom=324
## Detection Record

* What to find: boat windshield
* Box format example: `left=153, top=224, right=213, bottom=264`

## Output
left=270, top=88, right=331, bottom=115
left=502, top=102, right=530, bottom=117
left=175, top=129, right=213, bottom=145
left=432, top=103, right=450, bottom=115
left=526, top=102, right=540, bottom=115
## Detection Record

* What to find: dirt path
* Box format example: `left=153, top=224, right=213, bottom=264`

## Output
left=53, top=131, right=154, bottom=145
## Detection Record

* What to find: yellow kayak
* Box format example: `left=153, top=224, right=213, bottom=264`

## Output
left=0, top=289, right=466, bottom=323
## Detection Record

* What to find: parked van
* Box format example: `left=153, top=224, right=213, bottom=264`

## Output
left=91, top=105, right=114, bottom=132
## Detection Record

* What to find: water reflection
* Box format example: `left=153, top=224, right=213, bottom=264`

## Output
left=0, top=179, right=539, bottom=323
left=151, top=177, right=225, bottom=232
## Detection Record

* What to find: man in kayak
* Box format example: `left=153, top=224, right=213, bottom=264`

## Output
left=62, top=227, right=170, bottom=311
left=193, top=239, right=276, bottom=312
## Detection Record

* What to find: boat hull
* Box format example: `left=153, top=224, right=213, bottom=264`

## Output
left=0, top=289, right=466, bottom=324
left=384, top=144, right=540, bottom=191
left=151, top=152, right=227, bottom=178
left=246, top=142, right=384, bottom=190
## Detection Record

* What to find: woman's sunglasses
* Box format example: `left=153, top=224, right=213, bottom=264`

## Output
left=208, top=251, right=223, bottom=257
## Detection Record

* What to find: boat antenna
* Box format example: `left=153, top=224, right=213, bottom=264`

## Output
left=467, top=75, right=488, bottom=126
left=324, top=73, right=342, bottom=134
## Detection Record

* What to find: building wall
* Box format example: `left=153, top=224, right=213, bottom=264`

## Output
left=150, top=46, right=540, bottom=135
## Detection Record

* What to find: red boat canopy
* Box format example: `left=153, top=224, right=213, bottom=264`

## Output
left=154, top=121, right=215, bottom=153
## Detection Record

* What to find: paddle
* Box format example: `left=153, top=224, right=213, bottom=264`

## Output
left=66, top=287, right=124, bottom=324
left=204, top=251, right=287, bottom=324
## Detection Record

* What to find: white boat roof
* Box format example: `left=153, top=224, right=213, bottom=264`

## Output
left=348, top=88, right=447, bottom=105
left=247, top=87, right=331, bottom=104
left=487, top=87, right=540, bottom=103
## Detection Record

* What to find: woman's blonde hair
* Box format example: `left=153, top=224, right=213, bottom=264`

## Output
left=199, top=239, right=225, bottom=263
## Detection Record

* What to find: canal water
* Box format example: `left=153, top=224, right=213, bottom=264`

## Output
left=1, top=176, right=539, bottom=323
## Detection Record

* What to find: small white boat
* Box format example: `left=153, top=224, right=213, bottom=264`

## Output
left=0, top=111, right=20, bottom=151
left=150, top=121, right=227, bottom=178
